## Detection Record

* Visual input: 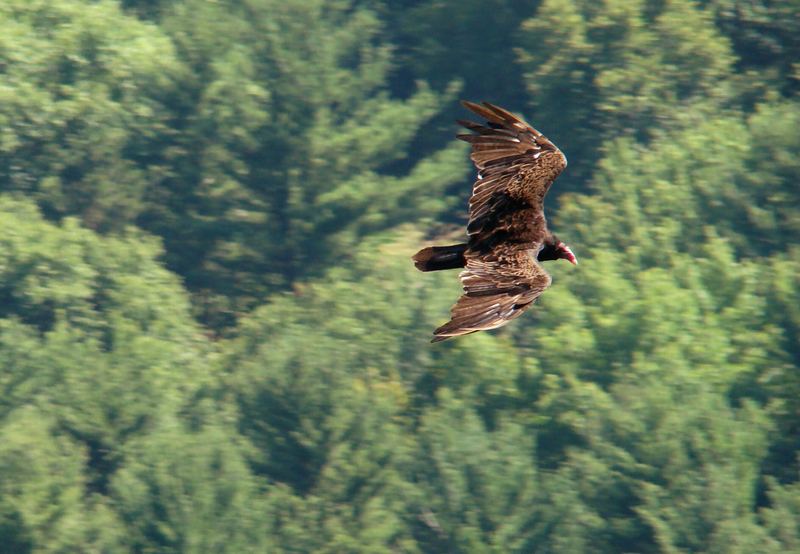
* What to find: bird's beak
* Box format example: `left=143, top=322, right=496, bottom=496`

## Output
left=561, top=245, right=578, bottom=265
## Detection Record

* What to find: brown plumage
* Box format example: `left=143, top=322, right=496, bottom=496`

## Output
left=413, top=101, right=577, bottom=342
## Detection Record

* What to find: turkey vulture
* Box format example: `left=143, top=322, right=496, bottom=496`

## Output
left=413, top=101, right=577, bottom=342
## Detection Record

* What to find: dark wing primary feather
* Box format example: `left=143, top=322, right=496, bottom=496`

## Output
left=457, top=101, right=567, bottom=243
left=432, top=249, right=552, bottom=342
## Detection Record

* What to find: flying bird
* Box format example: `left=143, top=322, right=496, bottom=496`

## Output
left=413, top=101, right=577, bottom=342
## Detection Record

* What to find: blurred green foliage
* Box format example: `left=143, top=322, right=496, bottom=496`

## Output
left=0, top=0, right=799, bottom=551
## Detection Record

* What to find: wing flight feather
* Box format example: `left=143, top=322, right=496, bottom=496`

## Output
left=432, top=250, right=551, bottom=342
left=457, top=101, right=567, bottom=239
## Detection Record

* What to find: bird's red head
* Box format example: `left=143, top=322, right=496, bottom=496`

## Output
left=557, top=242, right=577, bottom=265
left=537, top=238, right=578, bottom=265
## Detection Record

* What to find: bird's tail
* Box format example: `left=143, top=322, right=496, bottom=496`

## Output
left=412, top=243, right=467, bottom=272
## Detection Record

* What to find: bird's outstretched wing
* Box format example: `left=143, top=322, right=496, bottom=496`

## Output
left=432, top=249, right=552, bottom=342
left=457, top=101, right=567, bottom=244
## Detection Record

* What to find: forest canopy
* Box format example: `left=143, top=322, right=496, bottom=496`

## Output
left=1, top=0, right=799, bottom=551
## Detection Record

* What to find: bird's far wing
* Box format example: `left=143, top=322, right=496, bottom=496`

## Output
left=457, top=101, right=567, bottom=239
left=432, top=249, right=552, bottom=342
